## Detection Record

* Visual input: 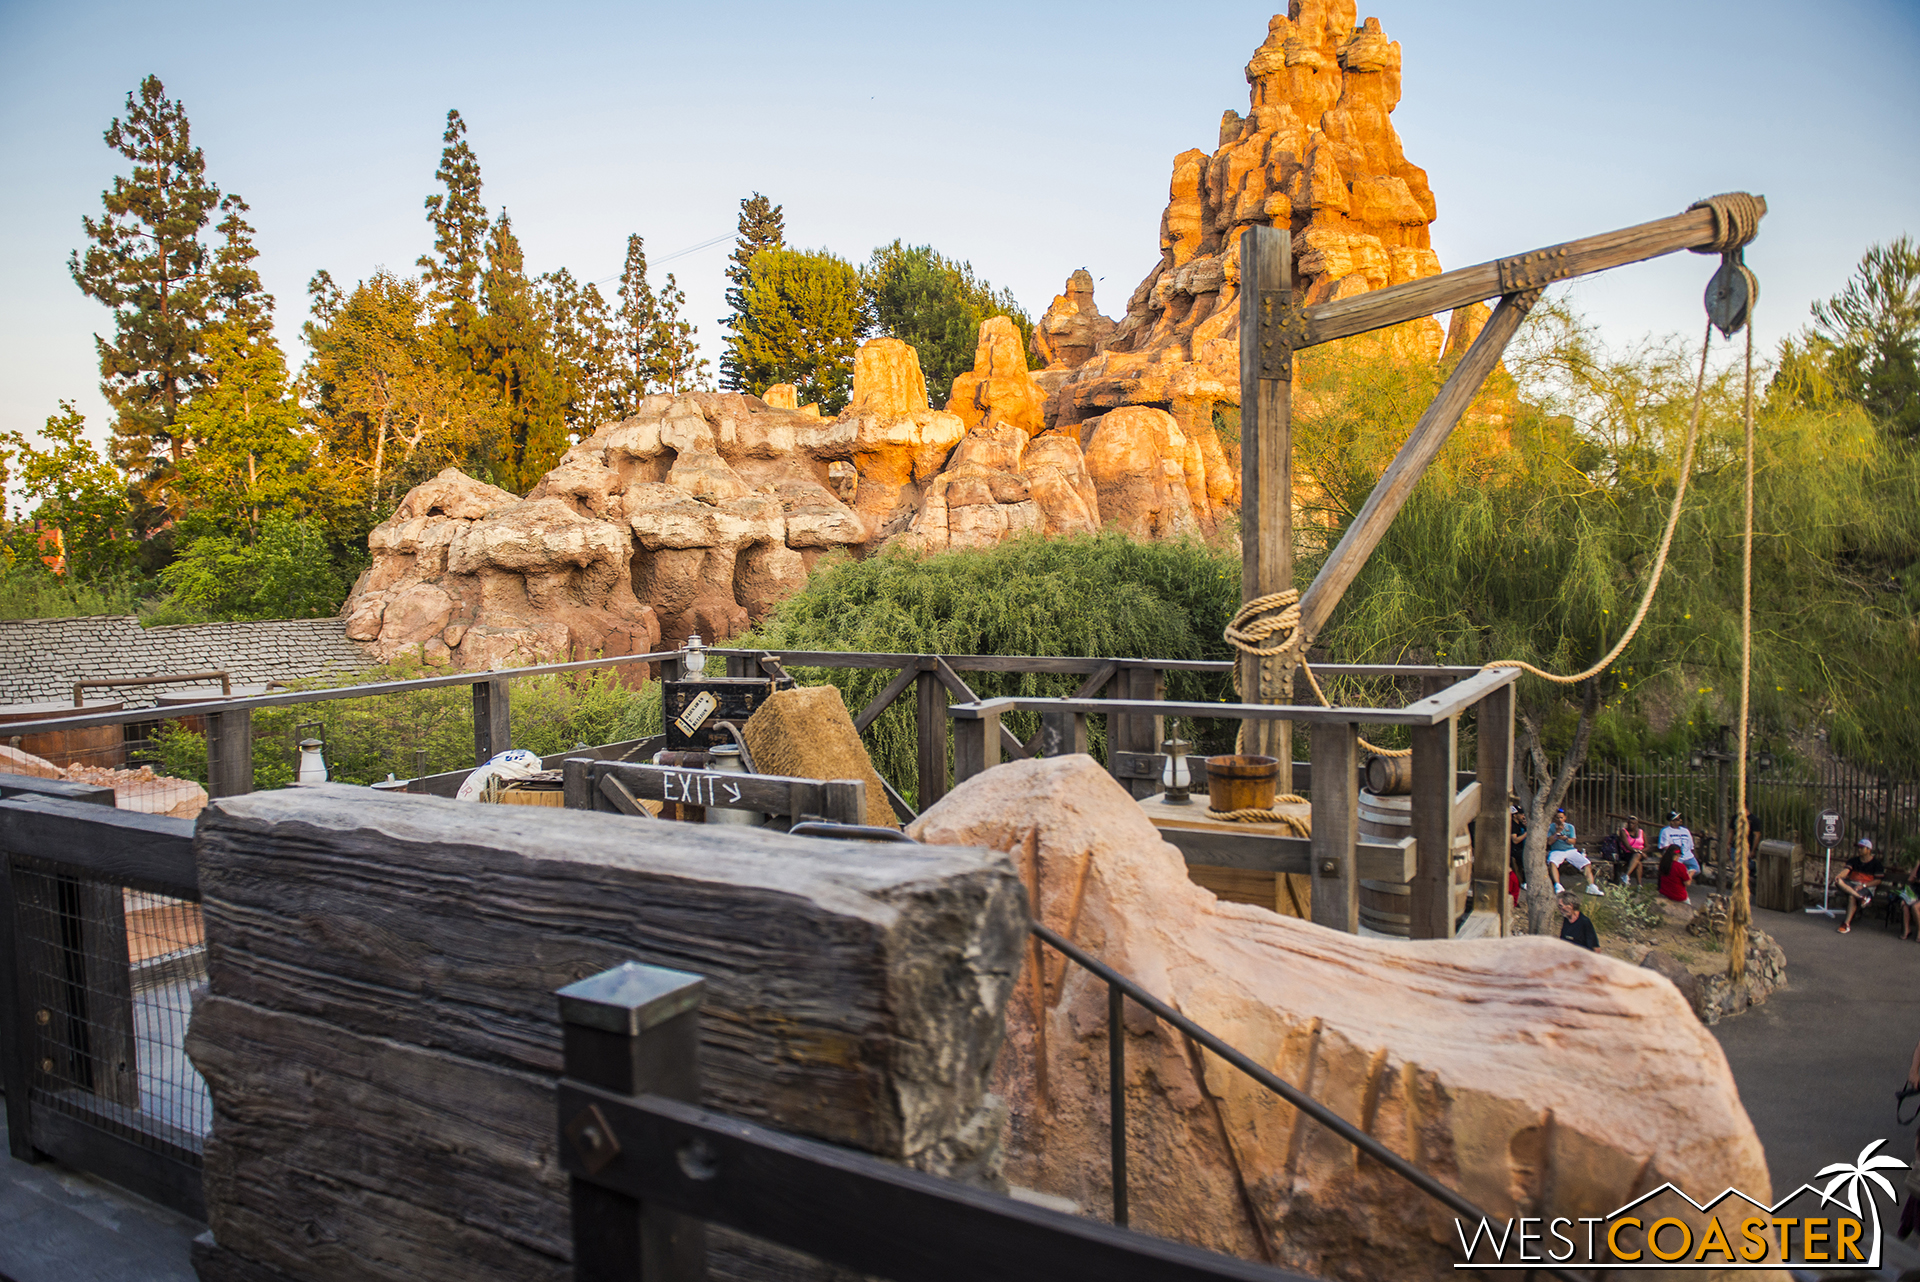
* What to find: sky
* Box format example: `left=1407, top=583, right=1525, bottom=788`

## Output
left=1, top=0, right=1916, bottom=454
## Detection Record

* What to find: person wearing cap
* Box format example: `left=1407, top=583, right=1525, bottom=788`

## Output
left=1546, top=808, right=1603, bottom=896
left=1834, top=836, right=1885, bottom=935
left=1658, top=811, right=1699, bottom=873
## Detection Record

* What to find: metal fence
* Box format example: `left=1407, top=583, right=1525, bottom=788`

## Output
left=0, top=783, right=206, bottom=1220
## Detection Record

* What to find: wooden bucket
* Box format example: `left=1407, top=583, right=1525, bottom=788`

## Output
left=1204, top=755, right=1280, bottom=812
left=1357, top=788, right=1471, bottom=935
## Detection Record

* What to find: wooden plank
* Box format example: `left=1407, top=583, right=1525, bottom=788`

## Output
left=1310, top=721, right=1360, bottom=933
left=1473, top=682, right=1516, bottom=935
left=1452, top=781, right=1482, bottom=835
left=188, top=786, right=1025, bottom=1282
left=1292, top=292, right=1538, bottom=654
left=944, top=675, right=1521, bottom=729
left=853, top=663, right=921, bottom=734
left=1409, top=718, right=1458, bottom=940
left=585, top=761, right=863, bottom=826
left=952, top=712, right=1000, bottom=785
left=916, top=669, right=947, bottom=809
left=473, top=677, right=511, bottom=766
left=28, top=1105, right=206, bottom=1222
left=1238, top=224, right=1294, bottom=766
left=0, top=773, right=115, bottom=806
left=206, top=707, right=253, bottom=799
left=933, top=658, right=1028, bottom=761
left=1151, top=825, right=1415, bottom=882
left=0, top=797, right=198, bottom=899
left=1300, top=202, right=1752, bottom=347
left=560, top=1085, right=1308, bottom=1282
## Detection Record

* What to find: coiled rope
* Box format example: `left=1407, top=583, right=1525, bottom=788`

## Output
left=1689, top=192, right=1766, bottom=254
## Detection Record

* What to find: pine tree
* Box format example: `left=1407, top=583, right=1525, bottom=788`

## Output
left=418, top=109, right=488, bottom=330
left=863, top=241, right=1038, bottom=406
left=475, top=211, right=568, bottom=491
left=647, top=272, right=709, bottom=393
left=69, top=75, right=223, bottom=484
left=730, top=248, right=865, bottom=413
left=718, top=192, right=785, bottom=390
left=537, top=267, right=622, bottom=436
left=615, top=233, right=658, bottom=408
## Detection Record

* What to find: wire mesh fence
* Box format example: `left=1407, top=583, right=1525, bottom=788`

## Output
left=11, top=859, right=208, bottom=1160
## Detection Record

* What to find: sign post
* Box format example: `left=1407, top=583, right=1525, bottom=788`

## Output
left=1809, top=808, right=1843, bottom=917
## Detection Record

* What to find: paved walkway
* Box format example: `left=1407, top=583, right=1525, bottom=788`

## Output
left=0, top=1110, right=198, bottom=1281
left=1713, top=896, right=1920, bottom=1277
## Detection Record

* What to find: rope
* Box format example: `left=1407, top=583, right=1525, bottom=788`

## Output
left=1206, top=795, right=1311, bottom=834
left=1689, top=193, right=1765, bottom=254
left=1486, top=315, right=1716, bottom=685
left=1226, top=592, right=1413, bottom=758
left=1729, top=305, right=1757, bottom=983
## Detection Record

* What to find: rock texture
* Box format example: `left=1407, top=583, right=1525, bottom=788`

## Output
left=1047, top=3, right=1445, bottom=449
left=1032, top=269, right=1117, bottom=373
left=909, top=756, right=1774, bottom=1278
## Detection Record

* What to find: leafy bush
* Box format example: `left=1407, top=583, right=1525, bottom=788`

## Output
left=159, top=512, right=357, bottom=620
left=1586, top=883, right=1667, bottom=936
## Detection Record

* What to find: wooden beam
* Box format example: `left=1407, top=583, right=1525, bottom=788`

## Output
left=952, top=711, right=1001, bottom=785
left=1293, top=290, right=1540, bottom=652
left=1309, top=721, right=1360, bottom=933
left=1237, top=225, right=1294, bottom=765
left=1409, top=718, right=1459, bottom=940
left=933, top=659, right=1028, bottom=761
left=1472, top=683, right=1516, bottom=936
left=1300, top=200, right=1762, bottom=347
left=473, top=677, right=511, bottom=766
left=853, top=662, right=922, bottom=734
left=916, top=667, right=947, bottom=809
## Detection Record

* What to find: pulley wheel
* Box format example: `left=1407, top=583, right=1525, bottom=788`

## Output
left=1705, top=252, right=1757, bottom=338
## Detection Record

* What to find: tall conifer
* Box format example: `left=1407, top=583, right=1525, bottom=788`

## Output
left=719, top=192, right=784, bottom=390
left=419, top=110, right=488, bottom=333
left=69, top=75, right=222, bottom=482
left=476, top=212, right=567, bottom=491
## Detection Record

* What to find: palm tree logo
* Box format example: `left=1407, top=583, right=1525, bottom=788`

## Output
left=1816, top=1139, right=1907, bottom=1266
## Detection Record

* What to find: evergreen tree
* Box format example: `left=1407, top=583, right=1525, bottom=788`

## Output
left=1787, top=236, right=1920, bottom=439
left=474, top=212, right=568, bottom=491
left=730, top=248, right=865, bottom=413
left=537, top=266, right=622, bottom=437
left=615, top=233, right=658, bottom=408
left=718, top=192, right=785, bottom=390
left=862, top=240, right=1038, bottom=406
left=205, top=194, right=271, bottom=336
left=647, top=272, right=709, bottom=394
left=174, top=318, right=316, bottom=541
left=69, top=75, right=222, bottom=486
left=418, top=109, right=488, bottom=330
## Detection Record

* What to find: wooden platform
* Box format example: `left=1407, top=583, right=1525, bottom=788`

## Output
left=1138, top=793, right=1314, bottom=918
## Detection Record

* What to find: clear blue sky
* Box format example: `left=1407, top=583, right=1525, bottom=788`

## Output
left=2, top=0, right=1915, bottom=452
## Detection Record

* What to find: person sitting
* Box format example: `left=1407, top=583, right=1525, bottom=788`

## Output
left=1557, top=890, right=1600, bottom=951
left=1897, top=860, right=1920, bottom=941
left=1658, top=811, right=1698, bottom=873
left=1618, top=815, right=1650, bottom=884
left=1546, top=808, right=1602, bottom=896
left=1656, top=844, right=1693, bottom=903
left=1834, top=836, right=1885, bottom=935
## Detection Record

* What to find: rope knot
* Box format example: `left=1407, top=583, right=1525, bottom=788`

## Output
left=1224, top=589, right=1307, bottom=662
left=1688, top=192, right=1766, bottom=254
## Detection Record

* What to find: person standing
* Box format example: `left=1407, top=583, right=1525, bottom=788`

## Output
left=1557, top=890, right=1600, bottom=950
left=1834, top=836, right=1885, bottom=935
left=1658, top=811, right=1699, bottom=873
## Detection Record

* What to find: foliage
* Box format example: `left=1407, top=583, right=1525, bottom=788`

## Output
left=1777, top=237, right=1919, bottom=440
left=719, top=192, right=785, bottom=391
left=158, top=512, right=356, bottom=620
left=0, top=564, right=147, bottom=621
left=68, top=75, right=223, bottom=489
left=728, top=248, right=866, bottom=413
left=471, top=211, right=569, bottom=491
left=861, top=241, right=1038, bottom=407
left=743, top=533, right=1240, bottom=803
left=1585, top=882, right=1667, bottom=936
left=1, top=403, right=136, bottom=581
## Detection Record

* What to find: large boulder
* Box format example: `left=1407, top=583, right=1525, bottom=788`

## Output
left=909, top=756, right=1772, bottom=1278
left=947, top=316, right=1047, bottom=437
left=1081, top=407, right=1217, bottom=538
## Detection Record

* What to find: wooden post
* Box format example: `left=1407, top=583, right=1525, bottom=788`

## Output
left=1237, top=224, right=1294, bottom=768
left=472, top=677, right=511, bottom=766
left=1473, top=684, right=1516, bottom=936
left=558, top=961, right=707, bottom=1282
left=206, top=707, right=253, bottom=798
left=916, top=664, right=947, bottom=809
left=1039, top=710, right=1089, bottom=759
left=1110, top=667, right=1166, bottom=800
left=1409, top=718, right=1458, bottom=939
left=822, top=781, right=865, bottom=826
left=952, top=711, right=1001, bottom=786
left=1309, top=721, right=1360, bottom=934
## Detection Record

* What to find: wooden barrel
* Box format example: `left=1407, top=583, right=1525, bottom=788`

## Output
left=1203, top=755, right=1280, bottom=812
left=0, top=699, right=125, bottom=769
left=1357, top=788, right=1471, bottom=936
left=1363, top=754, right=1412, bottom=795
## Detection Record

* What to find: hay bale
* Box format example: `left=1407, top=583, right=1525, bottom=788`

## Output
left=742, top=685, right=898, bottom=828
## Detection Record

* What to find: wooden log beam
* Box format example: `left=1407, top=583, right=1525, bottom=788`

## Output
left=186, top=786, right=1025, bottom=1282
left=1237, top=225, right=1294, bottom=765
left=1409, top=718, right=1459, bottom=940
left=1473, top=682, right=1516, bottom=936
left=1292, top=290, right=1540, bottom=653
left=933, top=659, right=1028, bottom=762
left=1300, top=199, right=1763, bottom=347
left=1309, top=721, right=1360, bottom=933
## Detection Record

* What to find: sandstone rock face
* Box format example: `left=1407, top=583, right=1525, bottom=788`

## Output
left=1048, top=4, right=1445, bottom=445
left=946, top=316, right=1047, bottom=437
left=1081, top=406, right=1229, bottom=537
left=1032, top=269, right=1117, bottom=371
left=909, top=756, right=1773, bottom=1278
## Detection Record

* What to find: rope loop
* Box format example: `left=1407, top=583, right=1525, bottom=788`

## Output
left=1224, top=590, right=1307, bottom=661
left=1688, top=193, right=1765, bottom=254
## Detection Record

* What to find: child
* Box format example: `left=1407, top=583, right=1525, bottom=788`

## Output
left=1657, top=844, right=1693, bottom=903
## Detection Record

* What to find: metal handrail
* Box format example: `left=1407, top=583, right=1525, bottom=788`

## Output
left=1028, top=923, right=1589, bottom=1282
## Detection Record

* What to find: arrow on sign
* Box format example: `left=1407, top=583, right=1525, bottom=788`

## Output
left=724, top=782, right=742, bottom=804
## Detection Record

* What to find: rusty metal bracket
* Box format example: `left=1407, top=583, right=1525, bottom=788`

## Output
left=1258, top=289, right=1309, bottom=380
left=1497, top=247, right=1572, bottom=295
left=566, top=1103, right=622, bottom=1176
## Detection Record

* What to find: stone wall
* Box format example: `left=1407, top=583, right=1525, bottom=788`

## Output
left=0, top=616, right=377, bottom=709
